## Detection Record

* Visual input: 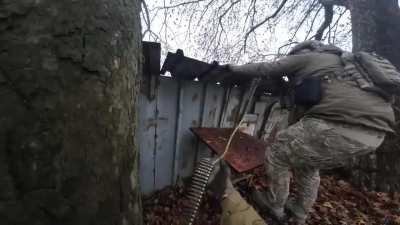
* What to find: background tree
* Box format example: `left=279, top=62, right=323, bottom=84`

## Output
left=341, top=0, right=400, bottom=192
left=143, top=0, right=400, bottom=192
left=0, top=1, right=143, bottom=224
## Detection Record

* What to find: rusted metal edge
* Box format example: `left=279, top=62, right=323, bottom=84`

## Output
left=190, top=127, right=269, bottom=173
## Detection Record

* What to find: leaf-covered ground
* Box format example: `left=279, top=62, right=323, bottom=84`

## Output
left=143, top=186, right=221, bottom=225
left=305, top=177, right=399, bottom=225
left=143, top=176, right=400, bottom=225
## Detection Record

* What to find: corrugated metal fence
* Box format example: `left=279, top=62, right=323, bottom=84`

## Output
left=138, top=76, right=276, bottom=194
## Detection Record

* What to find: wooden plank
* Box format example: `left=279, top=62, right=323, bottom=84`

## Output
left=220, top=86, right=243, bottom=128
left=154, top=77, right=179, bottom=189
left=175, top=80, right=204, bottom=179
left=196, top=83, right=226, bottom=159
left=137, top=91, right=157, bottom=194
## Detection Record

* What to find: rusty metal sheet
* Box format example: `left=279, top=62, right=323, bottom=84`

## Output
left=191, top=127, right=269, bottom=173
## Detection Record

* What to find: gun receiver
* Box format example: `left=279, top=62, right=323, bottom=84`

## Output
left=160, top=49, right=227, bottom=80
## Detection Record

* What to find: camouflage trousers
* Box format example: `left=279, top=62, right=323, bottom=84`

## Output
left=264, top=117, right=385, bottom=223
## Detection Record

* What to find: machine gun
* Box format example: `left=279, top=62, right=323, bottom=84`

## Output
left=160, top=49, right=229, bottom=81
left=160, top=49, right=284, bottom=96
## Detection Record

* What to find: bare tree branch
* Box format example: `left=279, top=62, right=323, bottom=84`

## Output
left=330, top=8, right=349, bottom=44
left=288, top=0, right=319, bottom=41
left=243, top=0, right=289, bottom=51
left=155, top=0, right=207, bottom=10
left=143, top=0, right=352, bottom=63
left=315, top=2, right=333, bottom=40
left=197, top=0, right=218, bottom=26
left=243, top=0, right=257, bottom=31
left=141, top=0, right=152, bottom=39
left=304, top=5, right=323, bottom=40
left=282, top=0, right=300, bottom=16
left=218, top=0, right=241, bottom=32
left=247, top=0, right=288, bottom=34
left=185, top=6, right=198, bottom=41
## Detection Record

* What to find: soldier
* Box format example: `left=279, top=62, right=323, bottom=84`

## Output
left=212, top=41, right=394, bottom=224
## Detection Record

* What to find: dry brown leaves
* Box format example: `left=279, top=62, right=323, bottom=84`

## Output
left=143, top=186, right=221, bottom=225
left=307, top=176, right=400, bottom=225
left=143, top=176, right=400, bottom=225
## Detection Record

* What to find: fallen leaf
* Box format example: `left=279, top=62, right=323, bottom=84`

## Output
left=322, top=202, right=334, bottom=209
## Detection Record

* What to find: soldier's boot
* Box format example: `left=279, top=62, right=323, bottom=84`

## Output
left=285, top=168, right=320, bottom=225
left=251, top=190, right=286, bottom=223
left=284, top=199, right=307, bottom=225
left=251, top=159, right=292, bottom=223
left=256, top=142, right=292, bottom=224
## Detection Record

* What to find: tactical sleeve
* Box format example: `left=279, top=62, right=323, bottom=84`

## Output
left=220, top=190, right=267, bottom=225
left=229, top=54, right=310, bottom=78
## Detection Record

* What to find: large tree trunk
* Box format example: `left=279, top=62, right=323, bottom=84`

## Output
left=350, top=0, right=400, bottom=67
left=347, top=0, right=400, bottom=192
left=0, top=1, right=143, bottom=224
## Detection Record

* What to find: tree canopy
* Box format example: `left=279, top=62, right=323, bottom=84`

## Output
left=141, top=0, right=352, bottom=63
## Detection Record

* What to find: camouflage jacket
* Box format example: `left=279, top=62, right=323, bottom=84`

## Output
left=230, top=52, right=395, bottom=132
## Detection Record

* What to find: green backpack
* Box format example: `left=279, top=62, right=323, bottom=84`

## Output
left=342, top=51, right=400, bottom=98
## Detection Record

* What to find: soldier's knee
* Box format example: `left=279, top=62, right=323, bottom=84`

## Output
left=266, top=148, right=291, bottom=169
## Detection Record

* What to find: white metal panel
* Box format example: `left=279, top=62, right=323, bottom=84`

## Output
left=220, top=86, right=243, bottom=128
left=254, top=100, right=270, bottom=137
left=174, top=80, right=204, bottom=180
left=196, top=83, right=226, bottom=159
left=154, top=77, right=179, bottom=189
left=138, top=79, right=256, bottom=193
left=137, top=91, right=157, bottom=194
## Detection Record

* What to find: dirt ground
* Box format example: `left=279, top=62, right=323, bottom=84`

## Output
left=143, top=175, right=400, bottom=225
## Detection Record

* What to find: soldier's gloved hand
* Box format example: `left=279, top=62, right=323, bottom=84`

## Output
left=207, top=159, right=235, bottom=200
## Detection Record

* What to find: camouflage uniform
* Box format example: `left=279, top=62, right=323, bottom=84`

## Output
left=264, top=117, right=385, bottom=223
left=228, top=43, right=394, bottom=224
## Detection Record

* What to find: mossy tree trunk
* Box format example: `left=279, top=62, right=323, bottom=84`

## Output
left=0, top=0, right=143, bottom=224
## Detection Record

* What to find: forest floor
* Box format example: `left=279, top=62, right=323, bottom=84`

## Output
left=143, top=175, right=400, bottom=225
